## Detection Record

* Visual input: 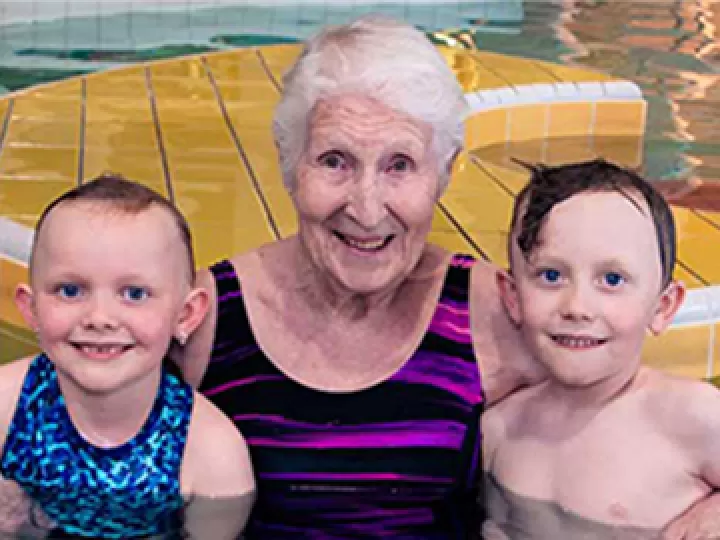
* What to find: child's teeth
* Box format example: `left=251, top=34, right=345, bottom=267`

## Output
left=83, top=345, right=122, bottom=354
left=555, top=336, right=601, bottom=347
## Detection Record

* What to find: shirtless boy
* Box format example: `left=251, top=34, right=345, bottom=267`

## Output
left=483, top=159, right=720, bottom=539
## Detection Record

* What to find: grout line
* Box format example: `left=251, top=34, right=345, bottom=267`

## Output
left=255, top=49, right=282, bottom=94
left=0, top=98, right=14, bottom=160
left=677, top=261, right=709, bottom=287
left=202, top=56, right=281, bottom=240
left=470, top=155, right=515, bottom=198
left=77, top=77, right=87, bottom=185
left=144, top=66, right=175, bottom=203
left=436, top=201, right=490, bottom=262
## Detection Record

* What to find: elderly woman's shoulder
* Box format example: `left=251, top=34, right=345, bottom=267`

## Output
left=196, top=243, right=276, bottom=287
left=228, top=250, right=262, bottom=283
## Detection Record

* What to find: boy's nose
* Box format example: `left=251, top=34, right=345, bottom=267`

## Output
left=560, top=284, right=596, bottom=322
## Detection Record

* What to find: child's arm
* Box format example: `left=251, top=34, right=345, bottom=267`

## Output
left=670, top=380, right=720, bottom=488
left=480, top=405, right=511, bottom=535
left=180, top=392, right=256, bottom=540
left=0, top=357, right=52, bottom=538
left=660, top=379, right=720, bottom=539
left=0, top=357, right=33, bottom=450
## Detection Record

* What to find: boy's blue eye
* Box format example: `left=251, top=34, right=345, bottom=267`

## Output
left=604, top=272, right=625, bottom=287
left=123, top=286, right=149, bottom=302
left=540, top=269, right=561, bottom=283
left=57, top=283, right=81, bottom=299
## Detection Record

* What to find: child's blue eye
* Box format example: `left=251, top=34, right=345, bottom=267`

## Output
left=57, top=283, right=81, bottom=299
left=123, top=286, right=149, bottom=302
left=540, top=269, right=561, bottom=283
left=604, top=272, right=625, bottom=287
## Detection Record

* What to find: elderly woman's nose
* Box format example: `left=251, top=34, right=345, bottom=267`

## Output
left=346, top=174, right=387, bottom=227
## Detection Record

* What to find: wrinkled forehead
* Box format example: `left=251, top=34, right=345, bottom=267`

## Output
left=308, top=95, right=433, bottom=150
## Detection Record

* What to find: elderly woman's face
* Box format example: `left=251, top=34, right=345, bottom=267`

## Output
left=293, top=94, right=440, bottom=294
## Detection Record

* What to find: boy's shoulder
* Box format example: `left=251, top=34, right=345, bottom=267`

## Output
left=641, top=367, right=720, bottom=441
left=180, top=391, right=255, bottom=498
left=483, top=383, right=546, bottom=465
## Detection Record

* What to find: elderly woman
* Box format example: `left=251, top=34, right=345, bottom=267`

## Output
left=179, top=15, right=720, bottom=539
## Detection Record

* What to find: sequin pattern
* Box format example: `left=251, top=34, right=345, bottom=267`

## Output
left=0, top=354, right=193, bottom=539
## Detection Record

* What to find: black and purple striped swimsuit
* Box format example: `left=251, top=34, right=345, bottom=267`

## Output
left=199, top=254, right=485, bottom=538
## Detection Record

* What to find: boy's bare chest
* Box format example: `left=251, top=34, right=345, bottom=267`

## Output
left=491, top=402, right=704, bottom=529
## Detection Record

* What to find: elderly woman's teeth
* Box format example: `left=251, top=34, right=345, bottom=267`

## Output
left=336, top=232, right=391, bottom=251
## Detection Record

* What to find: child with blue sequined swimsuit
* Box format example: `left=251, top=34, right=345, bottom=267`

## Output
left=0, top=174, right=256, bottom=539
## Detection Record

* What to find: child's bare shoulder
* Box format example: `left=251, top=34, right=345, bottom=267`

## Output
left=181, top=391, right=255, bottom=498
left=483, top=384, right=546, bottom=463
left=641, top=367, right=720, bottom=441
left=488, top=382, right=547, bottom=418
left=0, top=358, right=33, bottom=424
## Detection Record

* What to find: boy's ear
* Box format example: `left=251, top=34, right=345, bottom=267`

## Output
left=648, top=280, right=686, bottom=335
left=14, top=284, right=37, bottom=331
left=496, top=269, right=522, bottom=326
left=175, top=287, right=210, bottom=345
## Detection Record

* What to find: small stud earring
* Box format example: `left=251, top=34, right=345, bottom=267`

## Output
left=176, top=331, right=188, bottom=346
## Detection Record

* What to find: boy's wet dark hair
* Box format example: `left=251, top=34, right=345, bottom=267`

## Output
left=509, top=158, right=676, bottom=287
left=31, top=172, right=196, bottom=283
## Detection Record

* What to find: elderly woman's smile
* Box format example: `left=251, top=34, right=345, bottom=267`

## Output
left=293, top=95, right=438, bottom=293
left=331, top=230, right=393, bottom=253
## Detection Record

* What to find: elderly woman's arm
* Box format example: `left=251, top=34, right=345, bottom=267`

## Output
left=470, top=260, right=546, bottom=406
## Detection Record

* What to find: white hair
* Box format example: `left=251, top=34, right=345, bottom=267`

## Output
left=272, top=14, right=470, bottom=192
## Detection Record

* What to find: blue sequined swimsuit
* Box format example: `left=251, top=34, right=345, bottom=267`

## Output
left=0, top=353, right=193, bottom=539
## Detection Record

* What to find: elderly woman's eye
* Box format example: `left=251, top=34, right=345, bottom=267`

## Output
left=319, top=152, right=345, bottom=170
left=388, top=155, right=412, bottom=173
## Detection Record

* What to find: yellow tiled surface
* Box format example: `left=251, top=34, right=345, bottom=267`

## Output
left=465, top=109, right=508, bottom=149
left=594, top=101, right=647, bottom=137
left=442, top=50, right=512, bottom=92
left=643, top=325, right=720, bottom=379
left=0, top=44, right=718, bottom=377
left=547, top=102, right=594, bottom=139
left=255, top=45, right=300, bottom=89
left=536, top=62, right=616, bottom=83
left=471, top=51, right=561, bottom=86
left=507, top=104, right=550, bottom=143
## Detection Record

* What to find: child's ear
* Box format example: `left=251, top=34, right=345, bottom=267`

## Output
left=496, top=268, right=522, bottom=326
left=648, top=280, right=686, bottom=335
left=175, top=287, right=209, bottom=345
left=14, top=283, right=37, bottom=331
